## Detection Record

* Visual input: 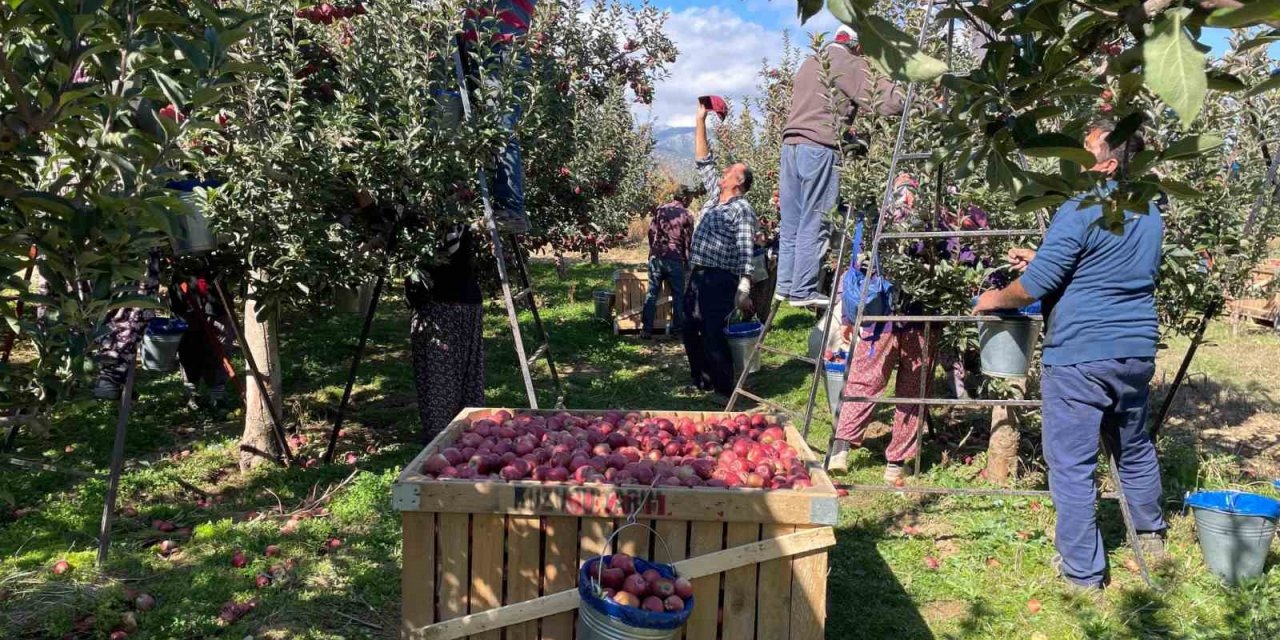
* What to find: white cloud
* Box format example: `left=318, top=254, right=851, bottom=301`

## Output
left=636, top=5, right=843, bottom=128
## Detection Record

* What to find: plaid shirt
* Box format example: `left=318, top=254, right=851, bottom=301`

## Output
left=690, top=153, right=756, bottom=276
left=648, top=201, right=694, bottom=262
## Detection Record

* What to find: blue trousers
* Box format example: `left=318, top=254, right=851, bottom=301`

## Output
left=682, top=267, right=736, bottom=395
left=1041, top=358, right=1166, bottom=586
left=642, top=257, right=685, bottom=334
left=778, top=143, right=839, bottom=300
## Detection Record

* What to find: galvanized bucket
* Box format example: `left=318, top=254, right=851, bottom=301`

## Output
left=577, top=522, right=692, bottom=640
left=724, top=321, right=763, bottom=377
left=824, top=356, right=847, bottom=417
left=1187, top=490, right=1279, bottom=586
left=167, top=179, right=220, bottom=256
left=335, top=283, right=375, bottom=314
left=978, top=317, right=1040, bottom=378
left=142, top=318, right=187, bottom=372
left=594, top=290, right=614, bottom=323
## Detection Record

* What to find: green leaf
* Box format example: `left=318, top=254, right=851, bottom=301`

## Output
left=152, top=71, right=189, bottom=109
left=1019, top=133, right=1097, bottom=166
left=800, top=0, right=825, bottom=23
left=1161, top=134, right=1224, bottom=161
left=1244, top=73, right=1280, bottom=98
left=170, top=35, right=209, bottom=72
left=1156, top=178, right=1205, bottom=199
left=1205, top=0, right=1280, bottom=28
left=1237, top=30, right=1280, bottom=51
left=1143, top=9, right=1207, bottom=127
left=1206, top=69, right=1247, bottom=92
left=138, top=10, right=190, bottom=27
left=1014, top=195, right=1067, bottom=213
left=855, top=14, right=950, bottom=82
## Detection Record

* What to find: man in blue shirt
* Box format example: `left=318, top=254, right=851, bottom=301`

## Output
left=684, top=99, right=757, bottom=397
left=974, top=120, right=1166, bottom=589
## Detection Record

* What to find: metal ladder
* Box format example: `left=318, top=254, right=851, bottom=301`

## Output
left=452, top=37, right=565, bottom=410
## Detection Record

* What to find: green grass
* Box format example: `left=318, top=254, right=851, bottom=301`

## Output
left=2, top=258, right=1280, bottom=638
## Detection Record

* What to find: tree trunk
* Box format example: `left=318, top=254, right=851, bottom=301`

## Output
left=239, top=278, right=282, bottom=471
left=555, top=253, right=568, bottom=280
left=589, top=246, right=600, bottom=265
left=986, top=377, right=1026, bottom=484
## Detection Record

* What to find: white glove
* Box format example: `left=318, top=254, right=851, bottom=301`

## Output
left=735, top=276, right=753, bottom=310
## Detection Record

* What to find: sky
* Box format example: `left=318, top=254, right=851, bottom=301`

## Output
left=632, top=0, right=1256, bottom=129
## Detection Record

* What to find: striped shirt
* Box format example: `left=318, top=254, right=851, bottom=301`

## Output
left=464, top=0, right=535, bottom=43
left=690, top=153, right=756, bottom=277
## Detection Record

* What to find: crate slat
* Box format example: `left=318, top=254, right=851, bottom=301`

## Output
left=469, top=515, right=506, bottom=640
left=617, top=518, right=652, bottom=560
left=756, top=524, right=795, bottom=640
left=506, top=516, right=542, bottom=640
left=722, top=522, right=762, bottom=640
left=788, top=525, right=829, bottom=640
left=402, top=512, right=436, bottom=636
left=684, top=521, right=725, bottom=639
left=654, top=519, right=690, bottom=640
left=540, top=517, right=577, bottom=640
left=437, top=513, right=471, bottom=621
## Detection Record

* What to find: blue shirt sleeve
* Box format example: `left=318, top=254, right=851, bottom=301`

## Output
left=1020, top=200, right=1087, bottom=300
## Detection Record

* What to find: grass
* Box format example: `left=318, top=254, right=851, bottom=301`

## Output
left=2, top=256, right=1279, bottom=638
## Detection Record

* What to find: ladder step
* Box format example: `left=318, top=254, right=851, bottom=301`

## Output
left=897, top=152, right=932, bottom=161
left=758, top=344, right=818, bottom=365
left=860, top=315, right=1043, bottom=322
left=527, top=342, right=549, bottom=364
left=511, top=288, right=532, bottom=304
left=841, top=396, right=1042, bottom=407
left=876, top=229, right=1043, bottom=240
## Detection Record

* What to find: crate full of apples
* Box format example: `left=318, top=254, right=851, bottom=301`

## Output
left=417, top=409, right=814, bottom=490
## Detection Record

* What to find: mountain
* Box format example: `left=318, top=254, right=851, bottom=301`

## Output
left=651, top=125, right=698, bottom=184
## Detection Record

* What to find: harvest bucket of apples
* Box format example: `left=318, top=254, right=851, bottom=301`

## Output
left=577, top=524, right=693, bottom=639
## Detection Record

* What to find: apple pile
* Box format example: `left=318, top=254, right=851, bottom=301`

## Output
left=420, top=411, right=813, bottom=490
left=588, top=554, right=693, bottom=614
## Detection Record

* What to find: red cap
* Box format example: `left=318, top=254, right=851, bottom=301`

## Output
left=700, top=95, right=728, bottom=121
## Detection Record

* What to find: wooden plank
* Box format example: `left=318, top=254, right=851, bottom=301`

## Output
left=437, top=513, right=471, bottom=622
left=506, top=516, right=542, bottom=640
left=721, top=522, right=761, bottom=640
left=616, top=518, right=652, bottom=561
left=402, top=512, right=436, bottom=638
left=755, top=524, right=794, bottom=640
left=654, top=520, right=690, bottom=640
left=788, top=526, right=830, bottom=640
left=684, top=521, right=724, bottom=640
left=418, top=527, right=836, bottom=640
left=469, top=515, right=506, bottom=640
left=540, top=517, right=577, bottom=640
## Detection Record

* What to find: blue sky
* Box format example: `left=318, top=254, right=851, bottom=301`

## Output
left=632, top=0, right=1270, bottom=128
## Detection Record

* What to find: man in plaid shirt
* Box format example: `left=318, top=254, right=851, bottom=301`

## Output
left=683, top=99, right=758, bottom=397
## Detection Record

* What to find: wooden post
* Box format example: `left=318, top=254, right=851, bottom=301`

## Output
left=96, top=357, right=137, bottom=567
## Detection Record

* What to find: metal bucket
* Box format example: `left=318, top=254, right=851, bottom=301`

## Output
left=1187, top=491, right=1279, bottom=586
left=576, top=603, right=683, bottom=640
left=724, top=321, right=763, bottom=377
left=824, top=356, right=847, bottom=417
left=978, top=317, right=1040, bottom=378
left=167, top=179, right=220, bottom=256
left=594, top=290, right=614, bottom=323
left=142, top=318, right=187, bottom=372
left=432, top=89, right=463, bottom=128
left=335, top=283, right=375, bottom=314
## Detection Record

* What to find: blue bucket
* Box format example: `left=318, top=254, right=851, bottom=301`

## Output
left=578, top=556, right=693, bottom=639
left=724, top=321, right=763, bottom=376
left=1185, top=490, right=1280, bottom=585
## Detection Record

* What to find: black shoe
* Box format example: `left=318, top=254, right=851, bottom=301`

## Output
left=640, top=331, right=653, bottom=340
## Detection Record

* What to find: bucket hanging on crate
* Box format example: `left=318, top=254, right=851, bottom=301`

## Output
left=1185, top=490, right=1280, bottom=586
left=577, top=520, right=694, bottom=640
left=976, top=299, right=1041, bottom=378
left=142, top=318, right=188, bottom=372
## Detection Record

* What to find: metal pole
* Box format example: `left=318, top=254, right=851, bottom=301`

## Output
left=96, top=357, right=137, bottom=567
left=323, top=265, right=389, bottom=464
left=1150, top=298, right=1220, bottom=440
left=1102, top=433, right=1153, bottom=587
left=799, top=202, right=854, bottom=438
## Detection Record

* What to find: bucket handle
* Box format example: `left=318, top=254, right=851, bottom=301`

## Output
left=590, top=481, right=678, bottom=590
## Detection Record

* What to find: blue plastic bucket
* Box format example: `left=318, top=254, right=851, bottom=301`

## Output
left=577, top=556, right=693, bottom=639
left=724, top=321, right=763, bottom=377
left=824, top=352, right=847, bottom=417
left=1185, top=490, right=1280, bottom=585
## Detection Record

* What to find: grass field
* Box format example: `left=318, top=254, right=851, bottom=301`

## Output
left=2, top=257, right=1279, bottom=639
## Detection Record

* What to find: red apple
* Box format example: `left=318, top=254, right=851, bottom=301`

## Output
left=641, top=596, right=665, bottom=612
left=611, top=591, right=640, bottom=608
left=255, top=573, right=272, bottom=588
left=231, top=550, right=248, bottom=568
left=51, top=559, right=72, bottom=575
left=264, top=544, right=281, bottom=557
left=673, top=576, right=694, bottom=599
left=650, top=577, right=675, bottom=598
left=134, top=593, right=156, bottom=611
left=610, top=553, right=635, bottom=574
left=664, top=594, right=686, bottom=611
left=622, top=573, right=647, bottom=596
left=641, top=568, right=661, bottom=585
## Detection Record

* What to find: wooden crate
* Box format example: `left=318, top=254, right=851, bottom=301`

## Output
left=395, top=408, right=839, bottom=640
left=1228, top=261, right=1280, bottom=327
left=612, top=269, right=674, bottom=333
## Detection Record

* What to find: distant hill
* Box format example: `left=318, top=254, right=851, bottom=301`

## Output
left=652, top=125, right=697, bottom=184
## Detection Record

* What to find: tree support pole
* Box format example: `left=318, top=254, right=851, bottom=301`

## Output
left=96, top=357, right=137, bottom=567
left=1150, top=298, right=1220, bottom=440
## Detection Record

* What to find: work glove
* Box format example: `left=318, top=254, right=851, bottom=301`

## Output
left=735, top=276, right=754, bottom=314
